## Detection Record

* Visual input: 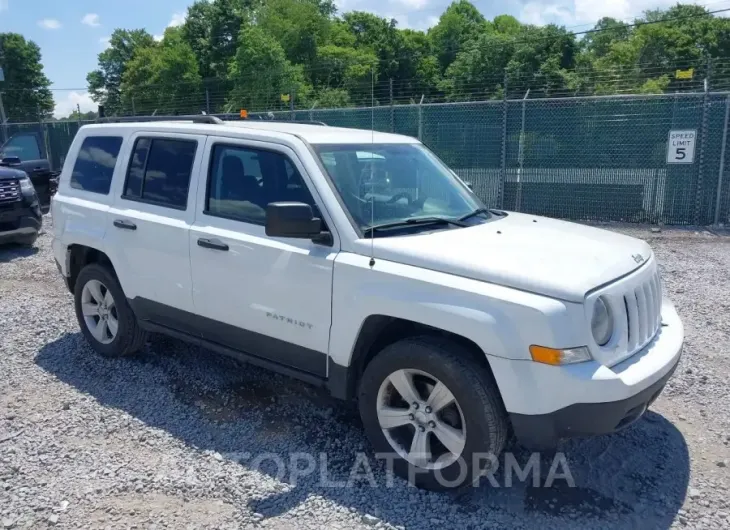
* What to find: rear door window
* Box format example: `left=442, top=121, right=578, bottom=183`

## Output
left=123, top=137, right=197, bottom=210
left=70, top=136, right=124, bottom=194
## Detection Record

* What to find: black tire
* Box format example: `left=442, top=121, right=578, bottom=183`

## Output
left=74, top=263, right=147, bottom=357
left=358, top=336, right=508, bottom=491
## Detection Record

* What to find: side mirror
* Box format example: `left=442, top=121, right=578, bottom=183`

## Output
left=266, top=202, right=322, bottom=239
left=0, top=156, right=21, bottom=166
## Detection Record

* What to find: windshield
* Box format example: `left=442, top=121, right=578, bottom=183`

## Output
left=313, top=143, right=487, bottom=233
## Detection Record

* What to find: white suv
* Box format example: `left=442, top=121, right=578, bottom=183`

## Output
left=51, top=117, right=683, bottom=490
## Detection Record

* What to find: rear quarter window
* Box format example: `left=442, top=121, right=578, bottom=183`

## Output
left=70, top=136, right=124, bottom=195
left=123, top=138, right=197, bottom=210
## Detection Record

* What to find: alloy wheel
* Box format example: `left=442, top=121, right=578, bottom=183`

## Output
left=376, top=369, right=466, bottom=470
left=80, top=279, right=118, bottom=345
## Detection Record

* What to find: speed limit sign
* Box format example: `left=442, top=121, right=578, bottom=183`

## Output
left=667, top=130, right=696, bottom=164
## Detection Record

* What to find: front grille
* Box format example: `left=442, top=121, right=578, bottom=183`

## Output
left=623, top=270, right=662, bottom=353
left=594, top=260, right=663, bottom=367
left=0, top=180, right=21, bottom=204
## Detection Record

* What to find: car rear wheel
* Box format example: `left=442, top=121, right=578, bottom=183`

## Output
left=74, top=263, right=147, bottom=357
left=358, top=336, right=508, bottom=491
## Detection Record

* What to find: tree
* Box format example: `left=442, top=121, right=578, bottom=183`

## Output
left=120, top=27, right=203, bottom=115
left=340, top=11, right=439, bottom=101
left=257, top=0, right=331, bottom=69
left=574, top=5, right=730, bottom=95
left=429, top=0, right=489, bottom=73
left=392, top=30, right=440, bottom=101
left=342, top=10, right=396, bottom=82
left=312, top=44, right=378, bottom=104
left=54, top=110, right=98, bottom=121
left=504, top=24, right=578, bottom=97
left=493, top=15, right=521, bottom=36
left=583, top=18, right=632, bottom=58
left=181, top=0, right=261, bottom=80
left=228, top=26, right=310, bottom=110
left=0, top=33, right=54, bottom=121
left=441, top=31, right=514, bottom=100
left=87, top=29, right=155, bottom=116
left=181, top=1, right=215, bottom=79
left=85, top=0, right=730, bottom=112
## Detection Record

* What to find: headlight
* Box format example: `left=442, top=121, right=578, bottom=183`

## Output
left=591, top=296, right=613, bottom=346
left=19, top=176, right=36, bottom=195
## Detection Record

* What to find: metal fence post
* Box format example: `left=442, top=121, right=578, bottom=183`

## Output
left=714, top=95, right=730, bottom=225
left=694, top=61, right=712, bottom=225
left=516, top=89, right=530, bottom=212
left=498, top=74, right=508, bottom=209
left=37, top=104, right=50, bottom=166
left=205, top=88, right=211, bottom=114
left=389, top=78, right=394, bottom=132
left=309, top=101, right=316, bottom=122
left=0, top=91, right=7, bottom=143
left=290, top=86, right=295, bottom=121
left=417, top=95, right=424, bottom=142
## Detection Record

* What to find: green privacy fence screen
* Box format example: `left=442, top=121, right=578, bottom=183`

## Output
left=4, top=93, right=730, bottom=225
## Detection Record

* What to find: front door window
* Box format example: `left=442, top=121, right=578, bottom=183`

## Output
left=1, top=134, right=41, bottom=161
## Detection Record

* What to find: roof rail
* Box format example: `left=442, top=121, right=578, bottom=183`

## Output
left=214, top=113, right=328, bottom=126
left=93, top=114, right=328, bottom=127
left=96, top=115, right=224, bottom=124
left=251, top=118, right=327, bottom=126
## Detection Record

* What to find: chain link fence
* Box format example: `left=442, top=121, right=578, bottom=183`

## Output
left=3, top=93, right=730, bottom=226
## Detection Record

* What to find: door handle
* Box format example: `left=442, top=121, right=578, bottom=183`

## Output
left=113, top=219, right=137, bottom=231
left=197, top=237, right=229, bottom=251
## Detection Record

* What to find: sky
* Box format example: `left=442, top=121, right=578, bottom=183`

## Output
left=0, top=0, right=729, bottom=117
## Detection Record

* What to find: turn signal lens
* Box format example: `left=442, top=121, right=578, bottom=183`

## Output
left=529, top=345, right=592, bottom=365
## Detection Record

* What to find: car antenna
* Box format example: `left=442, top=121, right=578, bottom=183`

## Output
left=369, top=68, right=376, bottom=268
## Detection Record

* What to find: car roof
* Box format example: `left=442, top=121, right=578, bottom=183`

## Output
left=79, top=120, right=418, bottom=145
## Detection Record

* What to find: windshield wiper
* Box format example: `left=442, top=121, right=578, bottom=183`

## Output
left=458, top=208, right=493, bottom=222
left=363, top=217, right=467, bottom=237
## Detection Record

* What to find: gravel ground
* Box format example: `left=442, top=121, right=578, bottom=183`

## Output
left=1, top=216, right=729, bottom=529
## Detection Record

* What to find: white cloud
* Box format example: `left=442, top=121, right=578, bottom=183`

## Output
left=394, top=0, right=430, bottom=8
left=54, top=91, right=96, bottom=119
left=153, top=34, right=164, bottom=42
left=425, top=15, right=440, bottom=28
left=38, top=18, right=62, bottom=30
left=168, top=12, right=186, bottom=27
left=100, top=36, right=111, bottom=49
left=518, top=0, right=726, bottom=27
left=81, top=13, right=100, bottom=27
left=388, top=12, right=440, bottom=31
left=334, top=0, right=362, bottom=10
left=520, top=3, right=576, bottom=26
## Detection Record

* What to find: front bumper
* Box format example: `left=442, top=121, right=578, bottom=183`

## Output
left=510, top=356, right=678, bottom=449
left=492, top=299, right=683, bottom=449
left=0, top=204, right=42, bottom=244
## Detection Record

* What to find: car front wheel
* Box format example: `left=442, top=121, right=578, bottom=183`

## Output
left=358, top=336, right=508, bottom=491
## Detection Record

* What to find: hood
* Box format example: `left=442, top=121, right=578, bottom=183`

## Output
left=359, top=212, right=652, bottom=302
left=0, top=166, right=27, bottom=181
